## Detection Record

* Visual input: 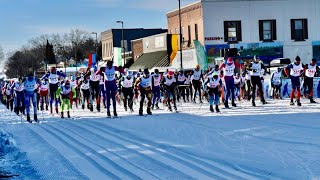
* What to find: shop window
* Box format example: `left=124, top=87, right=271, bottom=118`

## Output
left=291, top=19, right=308, bottom=41
left=259, top=20, right=277, bottom=42
left=224, top=21, right=242, bottom=43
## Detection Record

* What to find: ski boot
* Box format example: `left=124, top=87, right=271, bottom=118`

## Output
left=210, top=105, right=214, bottom=112
left=215, top=105, right=220, bottom=113
left=89, top=104, right=93, bottom=112
left=139, top=109, right=143, bottom=116
left=147, top=108, right=152, bottom=115
left=27, top=114, right=32, bottom=123
left=124, top=106, right=128, bottom=111
left=130, top=108, right=134, bottom=113
left=224, top=101, right=230, bottom=108
left=290, top=99, right=294, bottom=105
left=34, top=114, right=38, bottom=123
left=67, top=111, right=71, bottom=118
left=113, top=110, right=118, bottom=118
left=252, top=101, right=256, bottom=107
left=168, top=106, right=172, bottom=112
left=261, top=100, right=267, bottom=105
left=46, top=105, right=48, bottom=111
left=14, top=107, right=18, bottom=115
left=297, top=99, right=301, bottom=106
left=82, top=104, right=85, bottom=110
left=310, top=98, right=317, bottom=103
left=55, top=107, right=59, bottom=114
left=97, top=104, right=101, bottom=112
left=155, top=104, right=160, bottom=109
left=50, top=106, right=53, bottom=114
left=231, top=100, right=237, bottom=107
left=61, top=112, right=64, bottom=118
left=40, top=105, right=44, bottom=111
left=107, top=110, right=111, bottom=118
left=174, top=106, right=177, bottom=111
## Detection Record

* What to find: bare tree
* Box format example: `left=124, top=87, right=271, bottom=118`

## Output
left=0, top=45, right=4, bottom=65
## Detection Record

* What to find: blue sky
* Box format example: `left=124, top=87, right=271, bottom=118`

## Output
left=0, top=0, right=197, bottom=55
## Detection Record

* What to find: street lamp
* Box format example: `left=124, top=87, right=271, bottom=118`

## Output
left=91, top=32, right=98, bottom=54
left=178, top=0, right=183, bottom=69
left=116, top=21, right=125, bottom=66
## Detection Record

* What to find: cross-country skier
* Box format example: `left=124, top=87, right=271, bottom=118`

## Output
left=120, top=71, right=134, bottom=112
left=151, top=69, right=161, bottom=110
left=284, top=56, right=304, bottom=106
left=98, top=61, right=123, bottom=117
left=38, top=78, right=49, bottom=111
left=177, top=70, right=186, bottom=102
left=79, top=76, right=91, bottom=110
left=56, top=80, right=76, bottom=118
left=135, top=69, right=152, bottom=116
left=205, top=72, right=221, bottom=113
left=97, top=67, right=106, bottom=108
left=11, top=77, right=25, bottom=115
left=219, top=57, right=242, bottom=108
left=161, top=71, right=177, bottom=112
left=4, top=81, right=13, bottom=111
left=303, top=58, right=320, bottom=103
left=271, top=67, right=283, bottom=99
left=191, top=64, right=204, bottom=103
left=234, top=73, right=241, bottom=101
left=86, top=67, right=101, bottom=112
left=24, top=72, right=39, bottom=122
left=248, top=56, right=267, bottom=107
left=41, top=67, right=66, bottom=114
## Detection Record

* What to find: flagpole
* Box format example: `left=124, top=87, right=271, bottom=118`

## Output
left=179, top=0, right=183, bottom=70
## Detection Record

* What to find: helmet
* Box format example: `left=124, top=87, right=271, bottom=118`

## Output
left=168, top=71, right=174, bottom=77
left=295, top=56, right=301, bottom=61
left=127, top=71, right=133, bottom=77
left=277, top=67, right=281, bottom=72
left=144, top=68, right=150, bottom=75
left=196, top=64, right=200, bottom=69
left=254, top=55, right=260, bottom=62
left=212, top=72, right=219, bottom=78
left=154, top=69, right=159, bottom=74
left=107, top=61, right=113, bottom=67
left=227, top=57, right=233, bottom=64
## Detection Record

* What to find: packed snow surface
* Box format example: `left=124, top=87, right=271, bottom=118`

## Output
left=0, top=98, right=320, bottom=180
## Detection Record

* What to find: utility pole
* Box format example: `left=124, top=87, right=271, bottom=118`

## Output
left=179, top=0, right=183, bottom=69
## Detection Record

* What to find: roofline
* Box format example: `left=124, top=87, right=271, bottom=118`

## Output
left=131, top=32, right=168, bottom=42
left=101, top=28, right=167, bottom=34
left=166, top=0, right=201, bottom=15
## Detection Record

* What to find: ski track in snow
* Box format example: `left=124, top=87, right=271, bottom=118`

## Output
left=1, top=98, right=320, bottom=180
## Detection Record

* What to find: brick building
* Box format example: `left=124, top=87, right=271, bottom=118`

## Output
left=101, top=28, right=167, bottom=66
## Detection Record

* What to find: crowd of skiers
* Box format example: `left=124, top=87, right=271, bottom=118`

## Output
left=0, top=56, right=319, bottom=123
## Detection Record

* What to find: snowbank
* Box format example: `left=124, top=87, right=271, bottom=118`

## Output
left=0, top=129, right=38, bottom=179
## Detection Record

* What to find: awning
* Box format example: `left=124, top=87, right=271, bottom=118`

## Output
left=151, top=49, right=198, bottom=72
left=170, top=49, right=198, bottom=70
left=129, top=51, right=168, bottom=71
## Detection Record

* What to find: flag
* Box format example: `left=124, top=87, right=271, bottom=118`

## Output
left=194, top=40, right=208, bottom=70
left=88, top=53, right=97, bottom=68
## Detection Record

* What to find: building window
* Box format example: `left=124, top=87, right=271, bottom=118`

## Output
left=175, top=28, right=178, bottom=34
left=170, top=29, right=173, bottom=34
left=188, top=25, right=191, bottom=47
left=291, top=19, right=308, bottom=41
left=259, top=20, right=277, bottom=42
left=224, top=21, right=242, bottom=43
left=195, top=24, right=198, bottom=41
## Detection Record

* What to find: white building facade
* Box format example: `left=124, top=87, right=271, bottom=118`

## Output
left=168, top=0, right=320, bottom=64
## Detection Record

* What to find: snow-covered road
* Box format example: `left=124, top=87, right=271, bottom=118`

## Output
left=1, top=99, right=320, bottom=180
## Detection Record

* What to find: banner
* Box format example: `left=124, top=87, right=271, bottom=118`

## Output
left=194, top=40, right=208, bottom=70
left=113, top=48, right=122, bottom=67
left=167, top=34, right=179, bottom=64
left=263, top=77, right=320, bottom=98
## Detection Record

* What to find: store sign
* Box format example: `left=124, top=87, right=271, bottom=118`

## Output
left=205, top=37, right=223, bottom=41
